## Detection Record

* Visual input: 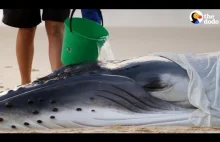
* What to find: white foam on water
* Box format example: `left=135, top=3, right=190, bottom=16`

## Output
left=98, top=39, right=115, bottom=61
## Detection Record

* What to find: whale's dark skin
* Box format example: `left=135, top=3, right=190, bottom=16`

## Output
left=0, top=56, right=194, bottom=130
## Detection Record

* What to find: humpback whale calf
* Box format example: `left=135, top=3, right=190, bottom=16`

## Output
left=0, top=55, right=196, bottom=130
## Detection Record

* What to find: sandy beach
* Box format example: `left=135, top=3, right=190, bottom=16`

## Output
left=0, top=26, right=220, bottom=133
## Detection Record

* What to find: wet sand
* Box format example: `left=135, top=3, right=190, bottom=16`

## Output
left=0, top=126, right=220, bottom=133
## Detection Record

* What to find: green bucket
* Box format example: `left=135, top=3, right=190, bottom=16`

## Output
left=61, top=9, right=109, bottom=66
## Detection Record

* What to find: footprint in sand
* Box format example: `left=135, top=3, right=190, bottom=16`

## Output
left=31, top=69, right=40, bottom=72
left=4, top=66, right=13, bottom=68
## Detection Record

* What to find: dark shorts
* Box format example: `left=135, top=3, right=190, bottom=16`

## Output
left=2, top=9, right=70, bottom=28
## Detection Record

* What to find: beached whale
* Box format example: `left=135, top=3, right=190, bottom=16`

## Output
left=0, top=55, right=198, bottom=130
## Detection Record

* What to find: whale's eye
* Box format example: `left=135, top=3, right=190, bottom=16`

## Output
left=143, top=80, right=169, bottom=92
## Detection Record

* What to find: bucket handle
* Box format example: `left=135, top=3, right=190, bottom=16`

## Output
left=69, top=9, right=104, bottom=33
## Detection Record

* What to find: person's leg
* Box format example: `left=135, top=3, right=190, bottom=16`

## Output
left=16, top=28, right=36, bottom=85
left=42, top=9, right=70, bottom=71
left=2, top=9, right=41, bottom=85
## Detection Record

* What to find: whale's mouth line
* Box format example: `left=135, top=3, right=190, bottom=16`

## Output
left=92, top=116, right=188, bottom=122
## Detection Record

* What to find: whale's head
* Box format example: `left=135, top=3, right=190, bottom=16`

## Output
left=0, top=56, right=194, bottom=130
